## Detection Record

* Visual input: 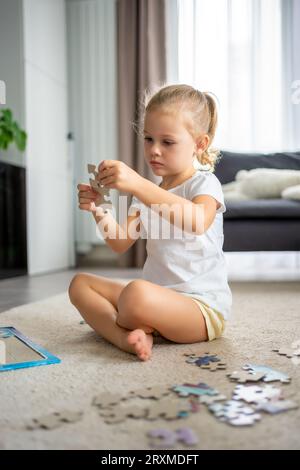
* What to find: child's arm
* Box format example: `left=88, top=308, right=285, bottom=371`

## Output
left=78, top=183, right=141, bottom=253
left=133, top=178, right=217, bottom=235
left=92, top=207, right=141, bottom=254
left=96, top=159, right=217, bottom=235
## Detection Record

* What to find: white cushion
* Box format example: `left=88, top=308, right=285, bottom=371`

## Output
left=281, top=184, right=300, bottom=200
left=239, top=169, right=300, bottom=198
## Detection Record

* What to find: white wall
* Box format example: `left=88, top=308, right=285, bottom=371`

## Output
left=24, top=0, right=75, bottom=274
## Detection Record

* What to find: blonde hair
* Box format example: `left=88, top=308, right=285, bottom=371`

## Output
left=133, top=82, right=222, bottom=172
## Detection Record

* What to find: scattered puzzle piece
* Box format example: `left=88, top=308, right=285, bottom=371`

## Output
left=99, top=405, right=147, bottom=424
left=92, top=392, right=123, bottom=408
left=186, top=354, right=220, bottom=365
left=209, top=400, right=254, bottom=419
left=229, top=414, right=261, bottom=426
left=58, top=410, right=83, bottom=423
left=200, top=362, right=227, bottom=371
left=99, top=398, right=191, bottom=424
left=255, top=399, right=298, bottom=414
left=243, top=364, right=291, bottom=384
left=227, top=370, right=265, bottom=383
left=27, top=414, right=61, bottom=430
left=175, top=427, right=199, bottom=446
left=173, top=382, right=218, bottom=398
left=232, top=384, right=282, bottom=404
left=185, top=352, right=226, bottom=370
left=272, top=347, right=300, bottom=359
left=148, top=428, right=176, bottom=448
left=209, top=400, right=261, bottom=427
left=148, top=427, right=199, bottom=448
left=27, top=410, right=83, bottom=430
left=146, top=398, right=191, bottom=421
left=128, top=386, right=172, bottom=400
left=198, top=394, right=227, bottom=405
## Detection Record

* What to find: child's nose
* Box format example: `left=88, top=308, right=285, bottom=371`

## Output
left=150, top=143, right=162, bottom=155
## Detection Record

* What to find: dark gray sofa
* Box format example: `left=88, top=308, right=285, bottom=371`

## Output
left=214, top=151, right=300, bottom=251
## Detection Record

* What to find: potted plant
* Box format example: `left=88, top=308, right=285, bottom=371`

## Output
left=0, top=108, right=27, bottom=152
left=0, top=108, right=28, bottom=279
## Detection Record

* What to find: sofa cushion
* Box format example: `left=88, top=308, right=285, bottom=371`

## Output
left=215, top=150, right=300, bottom=184
left=281, top=184, right=300, bottom=200
left=224, top=199, right=300, bottom=219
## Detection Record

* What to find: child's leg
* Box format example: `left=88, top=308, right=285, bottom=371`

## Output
left=117, top=280, right=209, bottom=343
left=68, top=273, right=153, bottom=360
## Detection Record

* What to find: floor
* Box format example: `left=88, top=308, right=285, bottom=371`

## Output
left=1, top=278, right=299, bottom=449
left=0, top=268, right=142, bottom=313
left=1, top=255, right=300, bottom=313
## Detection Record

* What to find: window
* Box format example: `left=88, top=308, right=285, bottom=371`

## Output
left=176, top=0, right=285, bottom=152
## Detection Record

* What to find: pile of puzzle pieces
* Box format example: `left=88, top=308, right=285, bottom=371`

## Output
left=182, top=351, right=298, bottom=427
left=25, top=346, right=299, bottom=449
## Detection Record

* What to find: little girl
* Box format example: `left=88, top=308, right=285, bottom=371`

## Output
left=69, top=84, right=232, bottom=361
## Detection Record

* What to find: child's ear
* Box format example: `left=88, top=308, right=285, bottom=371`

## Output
left=196, top=134, right=209, bottom=153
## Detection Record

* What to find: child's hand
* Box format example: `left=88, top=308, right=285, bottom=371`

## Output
left=97, top=160, right=143, bottom=193
left=77, top=183, right=99, bottom=212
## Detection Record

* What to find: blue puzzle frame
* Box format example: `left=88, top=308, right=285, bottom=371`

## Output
left=0, top=326, right=61, bottom=372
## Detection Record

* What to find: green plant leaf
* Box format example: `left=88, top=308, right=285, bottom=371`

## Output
left=0, top=108, right=27, bottom=153
left=15, top=129, right=27, bottom=151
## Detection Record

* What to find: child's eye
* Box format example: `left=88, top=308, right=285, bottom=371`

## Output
left=144, top=137, right=174, bottom=146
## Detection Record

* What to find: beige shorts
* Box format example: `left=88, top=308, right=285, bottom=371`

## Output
left=189, top=297, right=226, bottom=341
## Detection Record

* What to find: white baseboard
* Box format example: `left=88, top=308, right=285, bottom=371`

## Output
left=225, top=252, right=300, bottom=281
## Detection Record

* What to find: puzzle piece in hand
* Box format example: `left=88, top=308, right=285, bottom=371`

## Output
left=209, top=400, right=261, bottom=427
left=272, top=347, right=300, bottom=358
left=148, top=427, right=199, bottom=448
left=255, top=399, right=298, bottom=414
left=232, top=384, right=282, bottom=404
left=87, top=163, right=112, bottom=207
left=227, top=370, right=265, bottom=383
left=243, top=364, right=291, bottom=384
left=173, top=382, right=218, bottom=398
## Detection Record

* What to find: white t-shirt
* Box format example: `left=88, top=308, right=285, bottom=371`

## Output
left=128, top=170, right=232, bottom=320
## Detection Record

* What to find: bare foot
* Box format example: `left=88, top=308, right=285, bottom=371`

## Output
left=127, top=329, right=153, bottom=361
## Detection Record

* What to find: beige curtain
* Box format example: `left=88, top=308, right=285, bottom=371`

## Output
left=116, top=0, right=167, bottom=268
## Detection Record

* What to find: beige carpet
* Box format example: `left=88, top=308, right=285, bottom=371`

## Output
left=0, top=280, right=299, bottom=450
